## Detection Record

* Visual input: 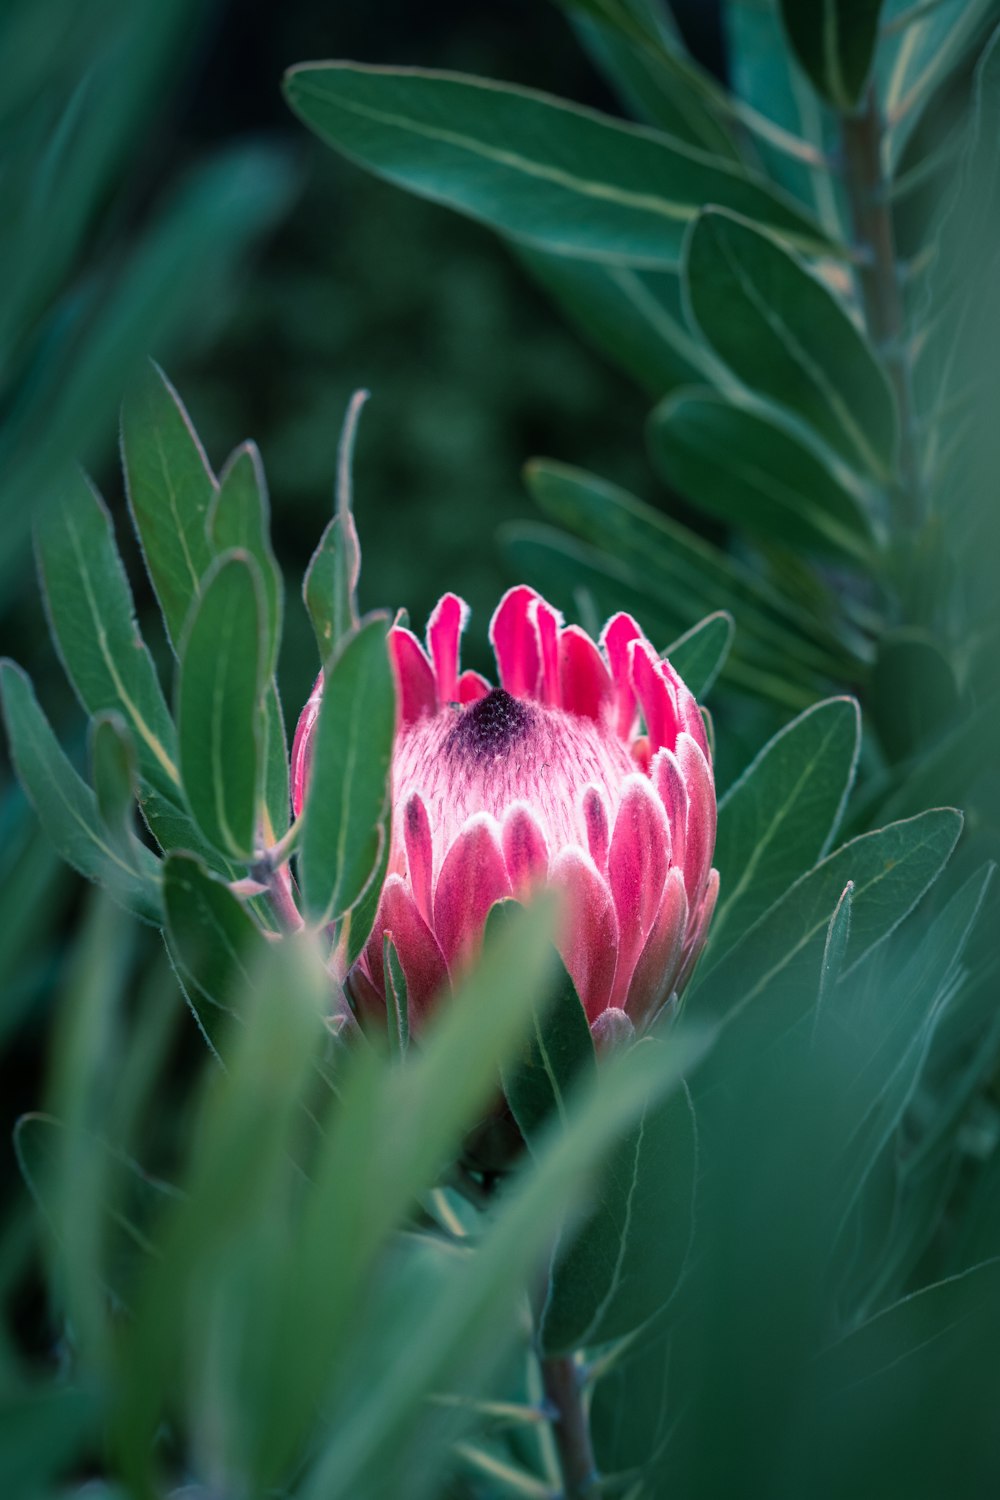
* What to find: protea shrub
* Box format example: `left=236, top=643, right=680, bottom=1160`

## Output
left=293, top=585, right=718, bottom=1045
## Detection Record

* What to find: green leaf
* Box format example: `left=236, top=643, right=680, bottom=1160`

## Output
left=299, top=616, right=395, bottom=926
left=818, top=880, right=854, bottom=1014
left=521, top=459, right=859, bottom=685
left=684, top=208, right=897, bottom=478
left=516, top=247, right=717, bottom=397
left=0, top=1382, right=100, bottom=1500
left=0, top=661, right=162, bottom=924
left=121, top=360, right=217, bottom=654
left=778, top=0, right=883, bottom=109
left=878, top=0, right=997, bottom=169
left=664, top=611, right=733, bottom=700
left=869, top=629, right=960, bottom=762
left=303, top=390, right=367, bottom=663
left=384, top=935, right=410, bottom=1061
left=648, top=389, right=876, bottom=564
left=162, top=851, right=272, bottom=1045
left=343, top=807, right=393, bottom=968
left=89, top=712, right=139, bottom=852
left=210, top=443, right=283, bottom=679
left=563, top=0, right=739, bottom=155
left=540, top=1054, right=697, bottom=1355
left=282, top=63, right=831, bottom=272
left=500, top=948, right=596, bottom=1147
left=694, top=808, right=964, bottom=1025
left=176, top=551, right=266, bottom=862
left=711, top=697, right=861, bottom=956
left=260, top=682, right=291, bottom=846
left=34, top=468, right=180, bottom=800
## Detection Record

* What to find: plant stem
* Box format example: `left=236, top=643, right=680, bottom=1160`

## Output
left=539, top=1354, right=598, bottom=1499
left=253, top=859, right=303, bottom=935
left=840, top=85, right=923, bottom=532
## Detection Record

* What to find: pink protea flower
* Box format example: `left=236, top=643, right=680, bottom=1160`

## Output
left=291, top=587, right=718, bottom=1043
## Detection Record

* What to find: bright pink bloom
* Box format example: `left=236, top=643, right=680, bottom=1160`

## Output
left=291, top=587, right=718, bottom=1042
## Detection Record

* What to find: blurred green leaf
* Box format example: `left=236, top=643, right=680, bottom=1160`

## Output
left=0, top=1383, right=100, bottom=1500
left=303, top=391, right=366, bottom=663
left=500, top=944, right=596, bottom=1147
left=540, top=1054, right=697, bottom=1355
left=664, top=611, right=734, bottom=700
left=162, top=851, right=271, bottom=1040
left=778, top=0, right=883, bottom=109
left=879, top=0, right=997, bottom=169
left=0, top=660, right=161, bottom=922
left=35, top=468, right=178, bottom=800
left=649, top=390, right=877, bottom=564
left=15, top=1112, right=181, bottom=1308
left=869, top=629, right=960, bottom=762
left=283, top=63, right=832, bottom=272
left=684, top=208, right=897, bottom=479
left=516, top=247, right=717, bottom=396
left=818, top=880, right=854, bottom=1013
left=299, top=615, right=394, bottom=925
left=176, top=552, right=266, bottom=862
left=694, top=807, right=963, bottom=1025
left=121, top=360, right=217, bottom=654
left=89, top=712, right=138, bottom=852
left=711, top=696, right=861, bottom=955
left=520, top=460, right=859, bottom=697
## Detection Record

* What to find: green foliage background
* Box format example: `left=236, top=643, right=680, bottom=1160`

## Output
left=1, top=2, right=999, bottom=1498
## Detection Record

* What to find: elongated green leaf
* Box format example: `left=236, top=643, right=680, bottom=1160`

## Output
left=303, top=391, right=366, bottom=662
left=121, top=360, right=217, bottom=653
left=283, top=64, right=831, bottom=272
left=879, top=0, right=997, bottom=169
left=15, top=1112, right=182, bottom=1306
left=684, top=209, right=897, bottom=478
left=540, top=1056, right=697, bottom=1354
left=778, top=0, right=883, bottom=109
left=563, top=0, right=739, bottom=155
left=299, top=615, right=395, bottom=925
left=665, top=611, right=733, bottom=700
left=522, top=459, right=858, bottom=682
left=162, top=852, right=271, bottom=1024
left=711, top=697, right=861, bottom=955
left=176, top=552, right=266, bottom=862
left=818, top=880, right=853, bottom=1013
left=90, top=712, right=138, bottom=852
left=516, top=246, right=716, bottom=396
left=211, top=443, right=283, bottom=678
left=694, top=808, right=963, bottom=1024
left=649, top=390, right=876, bottom=564
left=0, top=1382, right=100, bottom=1499
left=260, top=681, right=290, bottom=846
left=35, top=468, right=179, bottom=799
left=0, top=661, right=162, bottom=923
left=501, top=952, right=596, bottom=1147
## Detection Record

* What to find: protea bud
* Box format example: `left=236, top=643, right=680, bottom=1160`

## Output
left=292, top=587, right=718, bottom=1041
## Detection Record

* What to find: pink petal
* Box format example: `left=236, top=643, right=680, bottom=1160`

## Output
left=345, top=960, right=386, bottom=1030
left=365, top=874, right=449, bottom=1025
left=489, top=585, right=541, bottom=699
left=627, top=867, right=688, bottom=1026
left=631, top=735, right=652, bottom=775
left=676, top=732, right=716, bottom=902
left=290, top=671, right=322, bottom=817
left=389, top=627, right=437, bottom=725
left=580, top=785, right=610, bottom=872
left=551, top=848, right=619, bottom=1022
left=427, top=593, right=469, bottom=706
left=600, top=612, right=642, bottom=738
left=433, top=815, right=512, bottom=971
left=457, top=670, right=491, bottom=705
left=630, top=638, right=680, bottom=755
left=403, top=793, right=434, bottom=925
left=607, top=775, right=671, bottom=1008
left=560, top=625, right=613, bottom=721
left=679, top=687, right=710, bottom=759
left=501, top=803, right=550, bottom=896
left=532, top=596, right=563, bottom=707
left=652, top=748, right=689, bottom=871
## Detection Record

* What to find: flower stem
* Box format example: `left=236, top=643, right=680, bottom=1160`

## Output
left=250, top=857, right=303, bottom=935
left=840, top=85, right=923, bottom=532
left=538, top=1354, right=598, bottom=1499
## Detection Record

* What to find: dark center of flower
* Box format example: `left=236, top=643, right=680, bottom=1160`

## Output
left=445, top=687, right=536, bottom=762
